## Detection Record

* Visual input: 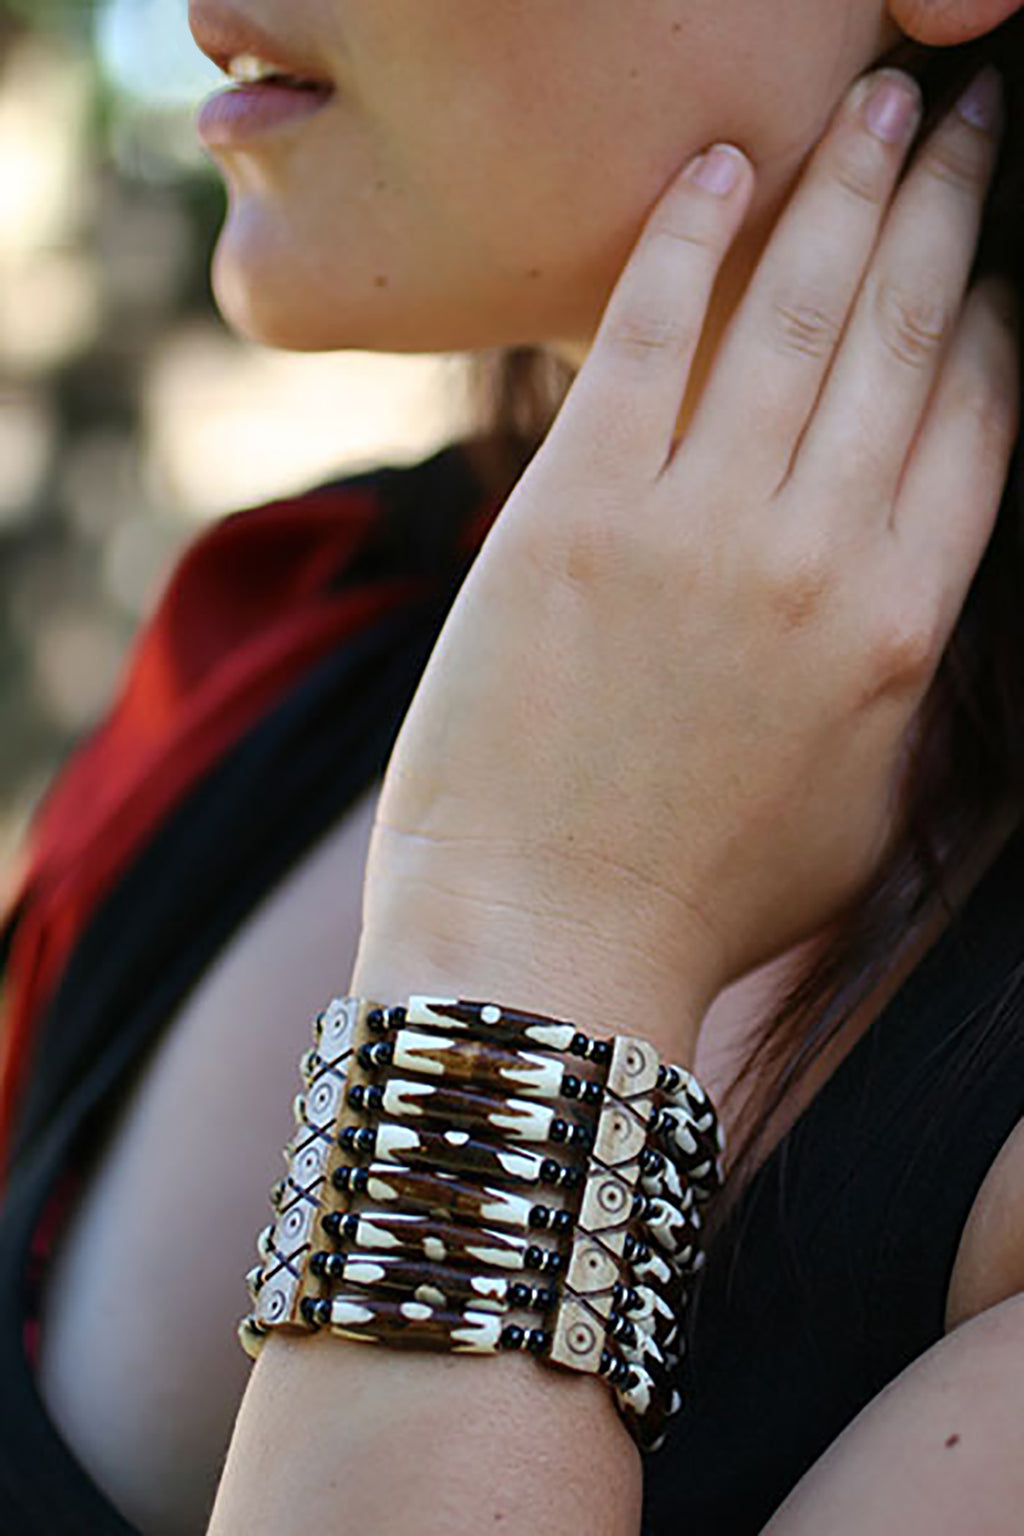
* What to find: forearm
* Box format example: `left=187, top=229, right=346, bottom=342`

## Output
left=208, top=902, right=712, bottom=1535
left=208, top=1328, right=640, bottom=1536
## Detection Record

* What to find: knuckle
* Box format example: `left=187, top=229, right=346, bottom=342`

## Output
left=830, top=140, right=888, bottom=209
left=866, top=602, right=938, bottom=690
left=921, top=130, right=988, bottom=196
left=604, top=304, right=694, bottom=369
left=769, top=291, right=844, bottom=362
left=756, top=537, right=836, bottom=631
left=875, top=279, right=952, bottom=370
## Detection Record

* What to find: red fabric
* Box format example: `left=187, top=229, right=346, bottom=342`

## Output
left=0, top=477, right=496, bottom=1187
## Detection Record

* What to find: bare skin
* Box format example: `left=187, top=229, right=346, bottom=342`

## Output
left=206, top=4, right=1023, bottom=1532
left=32, top=0, right=1024, bottom=1533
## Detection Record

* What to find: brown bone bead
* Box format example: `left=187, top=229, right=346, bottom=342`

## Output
left=328, top=1294, right=512, bottom=1353
left=336, top=1211, right=558, bottom=1273
left=373, top=1123, right=567, bottom=1189
left=376, top=1077, right=590, bottom=1146
left=391, top=1030, right=567, bottom=1102
left=406, top=997, right=579, bottom=1055
left=356, top=1164, right=541, bottom=1232
left=319, top=1254, right=522, bottom=1314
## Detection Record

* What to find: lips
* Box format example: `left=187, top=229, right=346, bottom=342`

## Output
left=188, top=0, right=335, bottom=89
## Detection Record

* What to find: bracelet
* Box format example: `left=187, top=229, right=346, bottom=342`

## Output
left=238, top=995, right=724, bottom=1452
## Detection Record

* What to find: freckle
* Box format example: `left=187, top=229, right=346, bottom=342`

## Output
left=672, top=21, right=682, bottom=33
left=374, top=178, right=388, bottom=193
left=527, top=266, right=541, bottom=281
left=629, top=67, right=640, bottom=80
left=374, top=274, right=389, bottom=289
left=945, top=1433, right=961, bottom=1448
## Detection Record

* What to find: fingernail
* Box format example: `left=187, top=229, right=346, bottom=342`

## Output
left=684, top=144, right=743, bottom=197
left=955, top=66, right=1003, bottom=133
left=863, top=72, right=921, bottom=144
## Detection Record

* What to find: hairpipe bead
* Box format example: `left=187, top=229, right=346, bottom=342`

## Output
left=369, top=1123, right=573, bottom=1192
left=390, top=1029, right=569, bottom=1103
left=406, top=997, right=580, bottom=1056
left=338, top=1210, right=557, bottom=1275
left=345, top=1162, right=542, bottom=1234
left=369, top=1076, right=586, bottom=1149
left=328, top=1294, right=513, bottom=1354
left=322, top=1253, right=552, bottom=1317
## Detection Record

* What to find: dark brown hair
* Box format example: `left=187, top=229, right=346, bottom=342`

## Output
left=464, top=12, right=1024, bottom=1203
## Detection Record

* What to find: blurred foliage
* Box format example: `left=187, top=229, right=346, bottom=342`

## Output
left=0, top=0, right=472, bottom=892
left=0, top=0, right=228, bottom=878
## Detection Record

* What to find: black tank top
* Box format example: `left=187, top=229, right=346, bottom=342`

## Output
left=1, top=444, right=1023, bottom=1534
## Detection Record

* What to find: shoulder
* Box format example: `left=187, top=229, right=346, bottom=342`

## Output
left=946, top=1113, right=1024, bottom=1331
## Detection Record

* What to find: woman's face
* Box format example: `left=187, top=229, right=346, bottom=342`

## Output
left=199, top=1, right=903, bottom=358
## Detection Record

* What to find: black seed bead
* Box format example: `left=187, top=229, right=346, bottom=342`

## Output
left=325, top=1254, right=346, bottom=1281
left=641, top=1148, right=665, bottom=1175
left=366, top=1085, right=385, bottom=1112
left=624, top=1368, right=640, bottom=1392
left=590, top=1040, right=612, bottom=1066
left=546, top=1252, right=566, bottom=1275
left=300, top=1296, right=330, bottom=1328
left=624, top=1234, right=637, bottom=1260
left=333, top=1166, right=352, bottom=1191
left=648, top=1108, right=662, bottom=1131
left=562, top=1074, right=581, bottom=1099
left=569, top=1125, right=592, bottom=1149
left=524, top=1244, right=545, bottom=1270
left=631, top=1193, right=651, bottom=1219
left=561, top=1168, right=583, bottom=1191
left=570, top=1032, right=590, bottom=1058
left=355, top=1127, right=377, bottom=1154
left=389, top=1005, right=408, bottom=1027
left=551, top=1210, right=573, bottom=1234
left=357, top=1042, right=377, bottom=1069
left=539, top=1158, right=561, bottom=1187
left=528, top=1205, right=551, bottom=1229
left=509, top=1282, right=532, bottom=1307
left=339, top=1126, right=359, bottom=1150
left=500, top=1324, right=525, bottom=1351
left=321, top=1211, right=343, bottom=1239
left=341, top=1213, right=360, bottom=1240
left=353, top=1168, right=370, bottom=1193
left=550, top=1119, right=569, bottom=1144
left=582, top=1082, right=604, bottom=1106
left=599, top=1349, right=614, bottom=1376
left=612, top=1316, right=638, bottom=1348
left=366, top=1007, right=387, bottom=1033
left=309, top=1251, right=329, bottom=1278
left=347, top=1085, right=366, bottom=1109
left=537, top=1286, right=559, bottom=1312
left=526, top=1329, right=550, bottom=1356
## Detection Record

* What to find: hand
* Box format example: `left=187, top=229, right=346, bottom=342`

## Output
left=356, top=66, right=1019, bottom=1042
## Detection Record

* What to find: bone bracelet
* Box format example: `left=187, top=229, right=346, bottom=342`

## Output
left=239, top=995, right=724, bottom=1452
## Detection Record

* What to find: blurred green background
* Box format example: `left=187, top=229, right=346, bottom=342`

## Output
left=0, top=0, right=475, bottom=895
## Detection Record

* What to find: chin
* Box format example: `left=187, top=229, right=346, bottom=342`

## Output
left=209, top=208, right=603, bottom=358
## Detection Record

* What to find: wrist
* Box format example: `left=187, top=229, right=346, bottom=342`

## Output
left=352, top=853, right=722, bottom=1066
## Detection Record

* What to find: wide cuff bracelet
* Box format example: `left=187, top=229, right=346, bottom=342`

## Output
left=238, top=995, right=724, bottom=1453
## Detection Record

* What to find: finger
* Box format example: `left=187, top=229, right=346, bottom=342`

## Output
left=683, top=68, right=923, bottom=492
left=893, top=275, right=1019, bottom=641
left=552, top=144, right=754, bottom=482
left=790, top=67, right=1004, bottom=514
